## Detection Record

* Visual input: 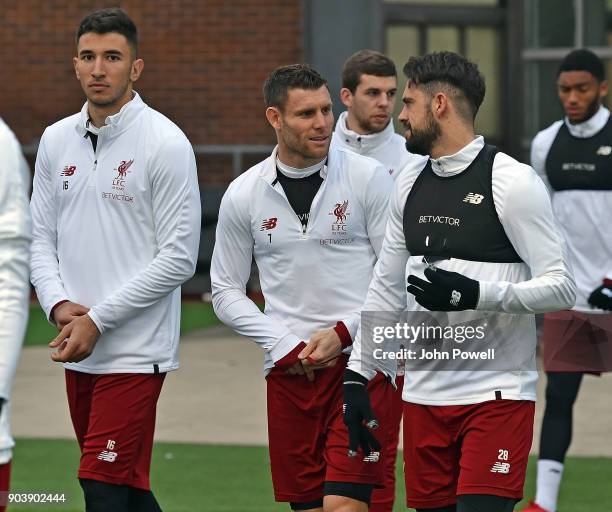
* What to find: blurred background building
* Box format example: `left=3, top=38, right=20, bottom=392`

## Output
left=2, top=0, right=612, bottom=293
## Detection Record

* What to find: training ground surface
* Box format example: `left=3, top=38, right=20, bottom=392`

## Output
left=10, top=326, right=612, bottom=510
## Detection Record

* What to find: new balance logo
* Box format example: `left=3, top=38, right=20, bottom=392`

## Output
left=490, top=462, right=510, bottom=474
left=61, top=165, right=76, bottom=177
left=450, top=290, right=461, bottom=306
left=363, top=451, right=380, bottom=463
left=463, top=193, right=484, bottom=204
left=597, top=145, right=612, bottom=156
left=260, top=217, right=278, bottom=231
left=97, top=450, right=118, bottom=462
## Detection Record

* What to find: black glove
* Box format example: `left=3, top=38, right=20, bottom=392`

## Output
left=407, top=266, right=479, bottom=311
left=588, top=280, right=612, bottom=310
left=343, top=369, right=380, bottom=461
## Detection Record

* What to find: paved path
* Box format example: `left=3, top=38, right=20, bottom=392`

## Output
left=11, top=327, right=612, bottom=456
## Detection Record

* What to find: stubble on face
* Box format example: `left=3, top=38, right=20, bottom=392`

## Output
left=404, top=105, right=441, bottom=156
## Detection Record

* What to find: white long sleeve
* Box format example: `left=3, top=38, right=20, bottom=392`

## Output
left=211, top=187, right=303, bottom=363
left=0, top=118, right=30, bottom=398
left=88, top=136, right=201, bottom=333
left=29, top=93, right=200, bottom=373
left=348, top=137, right=576, bottom=405
left=0, top=118, right=30, bottom=461
left=30, top=127, right=68, bottom=320
left=477, top=152, right=576, bottom=313
left=530, top=107, right=612, bottom=309
left=211, top=146, right=392, bottom=372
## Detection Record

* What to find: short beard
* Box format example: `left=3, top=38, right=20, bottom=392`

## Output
left=569, top=96, right=601, bottom=124
left=355, top=114, right=388, bottom=135
left=405, top=109, right=441, bottom=156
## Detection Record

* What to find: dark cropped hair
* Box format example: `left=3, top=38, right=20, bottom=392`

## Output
left=558, top=49, right=605, bottom=82
left=263, top=64, right=328, bottom=110
left=76, top=8, right=138, bottom=57
left=342, top=49, right=397, bottom=93
left=403, top=52, right=486, bottom=122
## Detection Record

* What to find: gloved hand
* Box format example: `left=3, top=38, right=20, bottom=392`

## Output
left=343, top=369, right=380, bottom=461
left=407, top=266, right=479, bottom=311
left=588, top=280, right=612, bottom=311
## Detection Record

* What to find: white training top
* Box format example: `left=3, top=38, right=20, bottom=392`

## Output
left=30, top=93, right=201, bottom=374
left=331, top=112, right=427, bottom=179
left=211, top=145, right=394, bottom=373
left=348, top=136, right=576, bottom=405
left=531, top=106, right=612, bottom=311
left=0, top=117, right=31, bottom=461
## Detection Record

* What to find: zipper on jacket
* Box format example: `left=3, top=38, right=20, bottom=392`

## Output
left=88, top=159, right=97, bottom=187
left=268, top=180, right=312, bottom=240
left=301, top=175, right=327, bottom=239
left=88, top=131, right=101, bottom=188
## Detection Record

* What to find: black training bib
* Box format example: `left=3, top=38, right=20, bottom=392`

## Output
left=403, top=144, right=522, bottom=263
left=545, top=118, right=612, bottom=191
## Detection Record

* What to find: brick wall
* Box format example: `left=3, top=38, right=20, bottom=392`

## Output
left=0, top=0, right=303, bottom=185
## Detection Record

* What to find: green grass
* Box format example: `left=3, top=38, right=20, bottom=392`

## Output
left=24, top=303, right=221, bottom=346
left=8, top=439, right=612, bottom=511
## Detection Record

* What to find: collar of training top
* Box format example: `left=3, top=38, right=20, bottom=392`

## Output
left=334, top=111, right=395, bottom=153
left=260, top=145, right=330, bottom=184
left=75, top=91, right=145, bottom=139
left=563, top=105, right=610, bottom=139
left=429, top=136, right=485, bottom=177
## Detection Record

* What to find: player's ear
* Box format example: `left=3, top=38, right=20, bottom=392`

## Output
left=130, top=58, right=144, bottom=82
left=340, top=88, right=353, bottom=108
left=431, top=92, right=448, bottom=120
left=73, top=56, right=80, bottom=79
left=265, top=106, right=282, bottom=130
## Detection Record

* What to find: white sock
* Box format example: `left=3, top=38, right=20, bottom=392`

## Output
left=535, top=459, right=564, bottom=511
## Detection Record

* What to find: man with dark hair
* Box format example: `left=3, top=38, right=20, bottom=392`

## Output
left=343, top=51, right=575, bottom=512
left=0, top=117, right=30, bottom=512
left=30, top=7, right=201, bottom=511
left=76, top=6, right=138, bottom=55
left=212, top=63, right=395, bottom=512
left=331, top=49, right=424, bottom=180
left=324, top=49, right=424, bottom=512
left=523, top=48, right=612, bottom=512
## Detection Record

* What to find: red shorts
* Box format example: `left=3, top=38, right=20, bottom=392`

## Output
left=370, top=375, right=403, bottom=512
left=266, top=355, right=395, bottom=503
left=65, top=370, right=165, bottom=490
left=0, top=461, right=10, bottom=512
left=542, top=310, right=612, bottom=373
left=403, top=399, right=534, bottom=509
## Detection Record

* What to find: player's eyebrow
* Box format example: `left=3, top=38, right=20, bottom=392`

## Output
left=78, top=48, right=124, bottom=57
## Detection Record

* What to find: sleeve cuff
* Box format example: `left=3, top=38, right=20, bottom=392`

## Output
left=269, top=332, right=303, bottom=364
left=475, top=280, right=497, bottom=311
left=87, top=310, right=105, bottom=335
left=49, top=300, right=69, bottom=323
left=334, top=321, right=353, bottom=348
left=274, top=341, right=307, bottom=370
